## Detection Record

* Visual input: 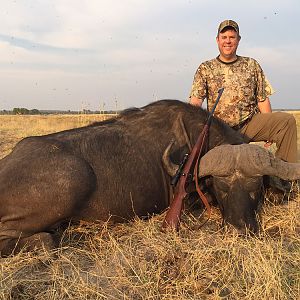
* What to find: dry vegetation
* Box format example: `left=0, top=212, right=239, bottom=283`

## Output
left=0, top=112, right=299, bottom=300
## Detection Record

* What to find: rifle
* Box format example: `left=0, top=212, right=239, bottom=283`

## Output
left=162, top=88, right=224, bottom=231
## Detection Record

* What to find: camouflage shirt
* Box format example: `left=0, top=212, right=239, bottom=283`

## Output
left=189, top=56, right=274, bottom=127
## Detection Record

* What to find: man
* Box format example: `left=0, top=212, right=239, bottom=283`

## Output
left=189, top=20, right=297, bottom=163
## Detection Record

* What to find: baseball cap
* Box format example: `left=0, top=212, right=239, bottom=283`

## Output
left=218, top=20, right=239, bottom=35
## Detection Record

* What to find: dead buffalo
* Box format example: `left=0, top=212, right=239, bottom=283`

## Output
left=0, top=100, right=299, bottom=256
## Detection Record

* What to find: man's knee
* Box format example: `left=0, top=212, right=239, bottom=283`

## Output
left=275, top=112, right=296, bottom=127
left=286, top=113, right=296, bottom=127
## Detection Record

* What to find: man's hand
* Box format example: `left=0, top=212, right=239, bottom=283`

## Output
left=264, top=141, right=273, bottom=148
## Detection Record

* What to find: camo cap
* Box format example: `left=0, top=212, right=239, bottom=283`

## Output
left=218, top=20, right=239, bottom=35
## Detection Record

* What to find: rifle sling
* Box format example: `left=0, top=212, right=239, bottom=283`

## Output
left=194, top=149, right=211, bottom=226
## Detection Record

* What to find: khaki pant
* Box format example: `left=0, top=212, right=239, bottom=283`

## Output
left=239, top=112, right=298, bottom=163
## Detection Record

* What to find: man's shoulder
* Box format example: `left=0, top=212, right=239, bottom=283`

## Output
left=238, top=56, right=261, bottom=67
left=197, top=57, right=219, bottom=72
left=238, top=55, right=254, bottom=61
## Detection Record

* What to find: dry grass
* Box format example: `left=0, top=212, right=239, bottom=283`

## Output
left=0, top=114, right=115, bottom=159
left=0, top=113, right=299, bottom=300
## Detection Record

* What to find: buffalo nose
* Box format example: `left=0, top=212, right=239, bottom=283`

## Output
left=223, top=219, right=259, bottom=236
left=237, top=221, right=259, bottom=236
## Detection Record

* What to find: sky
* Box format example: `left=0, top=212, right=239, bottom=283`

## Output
left=0, top=0, right=299, bottom=111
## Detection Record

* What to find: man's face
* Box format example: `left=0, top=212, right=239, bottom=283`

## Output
left=216, top=29, right=240, bottom=62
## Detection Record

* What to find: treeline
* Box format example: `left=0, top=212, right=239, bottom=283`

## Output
left=0, top=108, right=41, bottom=115
left=0, top=108, right=118, bottom=115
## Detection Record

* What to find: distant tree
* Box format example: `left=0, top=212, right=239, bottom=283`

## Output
left=13, top=108, right=22, bottom=115
left=12, top=107, right=40, bottom=115
left=30, top=109, right=40, bottom=115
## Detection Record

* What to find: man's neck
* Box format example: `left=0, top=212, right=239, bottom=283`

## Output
left=217, top=54, right=239, bottom=64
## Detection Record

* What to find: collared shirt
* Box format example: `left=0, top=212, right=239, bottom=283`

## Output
left=189, top=56, right=274, bottom=127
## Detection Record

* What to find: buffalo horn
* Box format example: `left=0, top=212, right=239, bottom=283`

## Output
left=237, top=144, right=300, bottom=180
left=199, top=144, right=300, bottom=180
left=162, top=140, right=178, bottom=177
left=198, top=145, right=236, bottom=177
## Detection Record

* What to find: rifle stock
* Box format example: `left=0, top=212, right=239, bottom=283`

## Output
left=162, top=88, right=224, bottom=231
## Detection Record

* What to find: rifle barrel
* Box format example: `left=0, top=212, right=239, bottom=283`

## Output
left=209, top=87, right=224, bottom=117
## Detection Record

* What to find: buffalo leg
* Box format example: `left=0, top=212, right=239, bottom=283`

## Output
left=0, top=148, right=96, bottom=256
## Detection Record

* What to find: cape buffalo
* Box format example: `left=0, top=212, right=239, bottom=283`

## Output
left=0, top=100, right=299, bottom=256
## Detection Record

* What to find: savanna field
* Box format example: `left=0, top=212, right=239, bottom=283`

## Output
left=0, top=112, right=299, bottom=300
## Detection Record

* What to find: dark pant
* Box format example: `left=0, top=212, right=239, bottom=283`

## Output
left=239, top=112, right=298, bottom=163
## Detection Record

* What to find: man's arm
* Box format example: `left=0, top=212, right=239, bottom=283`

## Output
left=189, top=96, right=204, bottom=107
left=258, top=97, right=272, bottom=113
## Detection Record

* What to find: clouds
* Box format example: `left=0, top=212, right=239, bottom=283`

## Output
left=0, top=0, right=299, bottom=110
